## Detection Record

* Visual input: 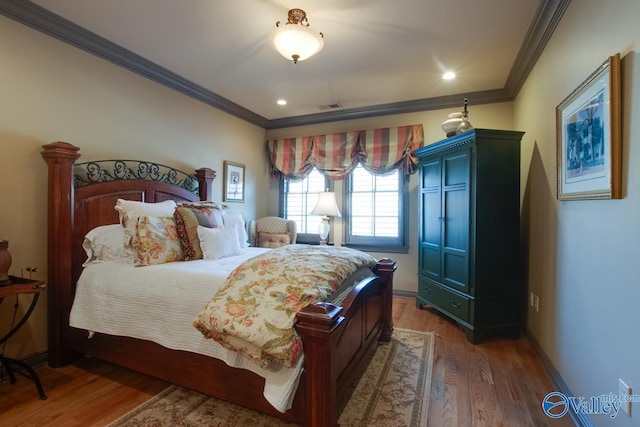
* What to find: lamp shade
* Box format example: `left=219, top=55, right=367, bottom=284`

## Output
left=269, top=9, right=324, bottom=63
left=311, top=192, right=341, bottom=217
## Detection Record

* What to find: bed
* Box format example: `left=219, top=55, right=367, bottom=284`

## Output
left=41, top=141, right=396, bottom=427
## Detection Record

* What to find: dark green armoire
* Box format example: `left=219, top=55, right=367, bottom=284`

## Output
left=414, top=129, right=524, bottom=343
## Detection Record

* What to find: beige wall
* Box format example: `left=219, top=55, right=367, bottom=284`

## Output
left=265, top=103, right=515, bottom=293
left=0, top=16, right=268, bottom=359
left=514, top=0, right=640, bottom=425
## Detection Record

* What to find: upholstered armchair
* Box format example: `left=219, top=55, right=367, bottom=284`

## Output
left=248, top=216, right=297, bottom=248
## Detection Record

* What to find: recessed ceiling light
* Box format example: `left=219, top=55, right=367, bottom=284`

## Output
left=277, top=99, right=287, bottom=106
left=443, top=71, right=456, bottom=80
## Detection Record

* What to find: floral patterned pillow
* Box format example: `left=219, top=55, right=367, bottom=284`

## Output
left=115, top=199, right=177, bottom=251
left=131, top=216, right=184, bottom=266
left=174, top=204, right=224, bottom=260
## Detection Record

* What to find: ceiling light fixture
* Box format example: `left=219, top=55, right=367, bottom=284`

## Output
left=269, top=8, right=324, bottom=64
left=277, top=99, right=287, bottom=106
left=443, top=71, right=456, bottom=80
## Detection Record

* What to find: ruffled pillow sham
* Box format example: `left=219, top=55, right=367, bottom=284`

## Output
left=82, top=224, right=135, bottom=266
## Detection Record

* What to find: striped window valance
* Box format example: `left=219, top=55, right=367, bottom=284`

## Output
left=266, top=124, right=424, bottom=181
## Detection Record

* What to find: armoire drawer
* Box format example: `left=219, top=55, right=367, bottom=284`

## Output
left=419, top=278, right=471, bottom=323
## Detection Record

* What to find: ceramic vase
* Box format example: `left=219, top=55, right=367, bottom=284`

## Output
left=441, top=112, right=463, bottom=137
left=0, top=240, right=11, bottom=283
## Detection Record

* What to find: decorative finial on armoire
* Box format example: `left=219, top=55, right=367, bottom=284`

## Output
left=456, top=98, right=473, bottom=134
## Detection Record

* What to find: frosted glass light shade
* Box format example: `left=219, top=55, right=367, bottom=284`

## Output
left=270, top=25, right=324, bottom=63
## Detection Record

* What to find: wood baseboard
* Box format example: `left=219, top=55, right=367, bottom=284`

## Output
left=526, top=329, right=593, bottom=427
left=393, top=290, right=417, bottom=299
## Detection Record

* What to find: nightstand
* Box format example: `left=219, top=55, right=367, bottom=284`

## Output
left=0, top=276, right=47, bottom=399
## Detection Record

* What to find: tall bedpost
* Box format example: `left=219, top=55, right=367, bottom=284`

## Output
left=41, top=141, right=81, bottom=368
left=296, top=303, right=343, bottom=427
left=195, top=167, right=216, bottom=201
left=374, top=258, right=396, bottom=342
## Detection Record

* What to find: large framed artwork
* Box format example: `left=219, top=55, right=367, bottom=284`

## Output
left=556, top=53, right=622, bottom=200
left=223, top=161, right=245, bottom=202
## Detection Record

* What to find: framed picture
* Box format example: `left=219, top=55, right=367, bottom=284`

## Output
left=556, top=53, right=622, bottom=200
left=223, top=161, right=245, bottom=202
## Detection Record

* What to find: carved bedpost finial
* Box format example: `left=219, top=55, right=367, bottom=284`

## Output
left=41, top=141, right=81, bottom=162
left=374, top=258, right=397, bottom=274
left=195, top=167, right=216, bottom=201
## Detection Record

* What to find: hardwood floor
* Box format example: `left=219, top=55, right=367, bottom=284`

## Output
left=0, top=297, right=574, bottom=426
left=393, top=297, right=574, bottom=427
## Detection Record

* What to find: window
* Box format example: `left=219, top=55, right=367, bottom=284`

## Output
left=342, top=164, right=408, bottom=253
left=281, top=168, right=329, bottom=242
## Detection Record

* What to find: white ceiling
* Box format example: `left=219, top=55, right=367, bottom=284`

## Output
left=7, top=0, right=560, bottom=127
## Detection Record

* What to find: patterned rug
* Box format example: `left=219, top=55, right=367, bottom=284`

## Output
left=109, top=329, right=435, bottom=427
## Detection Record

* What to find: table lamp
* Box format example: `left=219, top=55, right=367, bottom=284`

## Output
left=311, top=191, right=341, bottom=245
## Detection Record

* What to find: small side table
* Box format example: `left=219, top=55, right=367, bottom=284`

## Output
left=0, top=276, right=47, bottom=400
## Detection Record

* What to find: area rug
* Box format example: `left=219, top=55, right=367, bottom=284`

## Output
left=109, top=328, right=434, bottom=427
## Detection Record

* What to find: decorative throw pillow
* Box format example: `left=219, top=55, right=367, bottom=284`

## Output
left=177, top=201, right=226, bottom=210
left=258, top=232, right=292, bottom=248
left=115, top=199, right=177, bottom=248
left=221, top=210, right=249, bottom=248
left=131, top=216, right=184, bottom=266
left=197, top=225, right=243, bottom=260
left=82, top=224, right=135, bottom=266
left=174, top=204, right=224, bottom=260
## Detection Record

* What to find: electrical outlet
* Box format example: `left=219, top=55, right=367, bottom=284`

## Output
left=619, top=379, right=632, bottom=416
left=534, top=295, right=539, bottom=312
left=529, top=292, right=534, bottom=307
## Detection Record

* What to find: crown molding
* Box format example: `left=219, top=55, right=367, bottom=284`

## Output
left=0, top=0, right=570, bottom=130
left=0, top=0, right=269, bottom=128
left=503, top=0, right=572, bottom=98
left=266, top=89, right=510, bottom=129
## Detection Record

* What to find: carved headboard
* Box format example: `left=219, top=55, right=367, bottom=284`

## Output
left=41, top=141, right=215, bottom=366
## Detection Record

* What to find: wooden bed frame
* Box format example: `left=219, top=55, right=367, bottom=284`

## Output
left=41, top=141, right=396, bottom=427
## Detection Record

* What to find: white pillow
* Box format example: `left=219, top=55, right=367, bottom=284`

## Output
left=115, top=199, right=177, bottom=247
left=220, top=210, right=249, bottom=248
left=82, top=224, right=135, bottom=266
left=197, top=225, right=243, bottom=260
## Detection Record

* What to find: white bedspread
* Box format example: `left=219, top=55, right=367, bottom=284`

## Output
left=69, top=247, right=302, bottom=413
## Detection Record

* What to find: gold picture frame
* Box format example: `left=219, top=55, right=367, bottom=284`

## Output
left=223, top=161, right=245, bottom=202
left=556, top=53, right=622, bottom=200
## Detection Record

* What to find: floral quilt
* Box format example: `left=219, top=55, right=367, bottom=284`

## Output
left=193, top=244, right=376, bottom=368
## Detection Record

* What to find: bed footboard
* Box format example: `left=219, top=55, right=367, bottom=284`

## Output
left=296, top=258, right=396, bottom=427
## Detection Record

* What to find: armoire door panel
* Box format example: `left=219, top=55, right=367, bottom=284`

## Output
left=423, top=191, right=441, bottom=245
left=443, top=189, right=468, bottom=251
left=422, top=245, right=441, bottom=280
left=421, top=159, right=441, bottom=189
left=443, top=250, right=468, bottom=291
left=443, top=152, right=468, bottom=186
